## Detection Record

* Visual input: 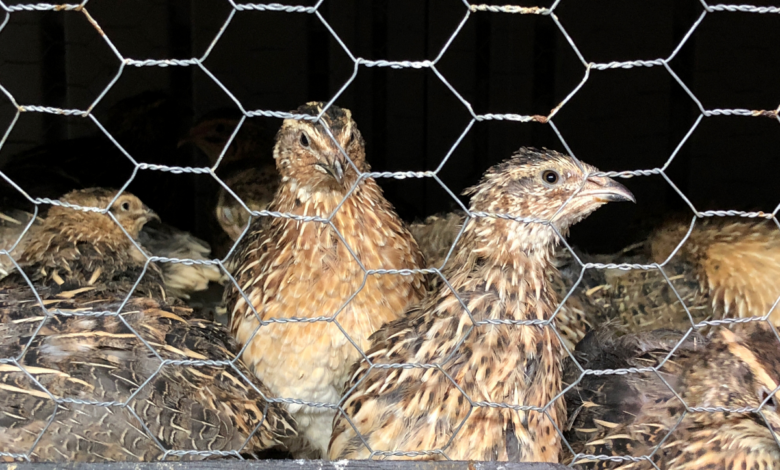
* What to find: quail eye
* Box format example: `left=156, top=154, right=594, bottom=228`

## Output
left=542, top=170, right=559, bottom=185
left=120, top=201, right=130, bottom=211
left=300, top=133, right=310, bottom=147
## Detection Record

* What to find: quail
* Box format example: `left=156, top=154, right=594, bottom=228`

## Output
left=329, top=147, right=634, bottom=461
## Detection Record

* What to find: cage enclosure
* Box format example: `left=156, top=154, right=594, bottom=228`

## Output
left=0, top=0, right=779, bottom=467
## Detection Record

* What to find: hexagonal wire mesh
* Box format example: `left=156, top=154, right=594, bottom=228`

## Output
left=0, top=0, right=779, bottom=464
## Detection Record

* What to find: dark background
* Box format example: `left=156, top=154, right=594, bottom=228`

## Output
left=0, top=0, right=778, bottom=255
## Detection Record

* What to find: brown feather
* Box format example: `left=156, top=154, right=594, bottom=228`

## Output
left=216, top=165, right=280, bottom=243
left=0, top=191, right=222, bottom=300
left=224, top=102, right=426, bottom=458
left=330, top=148, right=634, bottom=461
left=564, top=324, right=780, bottom=469
left=0, top=188, right=296, bottom=461
left=650, top=217, right=780, bottom=322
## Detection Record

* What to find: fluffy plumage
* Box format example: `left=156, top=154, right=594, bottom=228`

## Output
left=650, top=217, right=780, bottom=322
left=216, top=165, right=280, bottom=243
left=409, top=212, right=595, bottom=352
left=0, top=295, right=296, bottom=462
left=329, top=148, right=634, bottom=461
left=224, top=102, right=427, bottom=458
left=7, top=189, right=162, bottom=298
left=408, top=211, right=466, bottom=270
left=413, top=213, right=780, bottom=343
left=564, top=324, right=780, bottom=469
left=0, top=188, right=296, bottom=461
left=555, top=248, right=704, bottom=335
left=0, top=208, right=42, bottom=278
left=0, top=193, right=223, bottom=300
left=137, top=221, right=225, bottom=299
left=555, top=217, right=780, bottom=339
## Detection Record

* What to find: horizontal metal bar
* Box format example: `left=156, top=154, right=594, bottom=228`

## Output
left=0, top=460, right=570, bottom=470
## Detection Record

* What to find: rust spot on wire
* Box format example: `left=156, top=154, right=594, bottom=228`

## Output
left=53, top=4, right=82, bottom=11
left=754, top=109, right=778, bottom=119
left=545, top=98, right=571, bottom=122
left=80, top=8, right=105, bottom=36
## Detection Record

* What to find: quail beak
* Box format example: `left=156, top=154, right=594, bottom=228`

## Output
left=577, top=176, right=635, bottom=203
left=316, top=157, right=346, bottom=186
left=144, top=206, right=161, bottom=223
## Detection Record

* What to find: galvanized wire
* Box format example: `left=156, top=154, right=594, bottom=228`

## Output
left=0, top=0, right=777, bottom=464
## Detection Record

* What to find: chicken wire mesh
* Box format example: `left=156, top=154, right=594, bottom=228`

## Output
left=0, top=0, right=777, bottom=465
